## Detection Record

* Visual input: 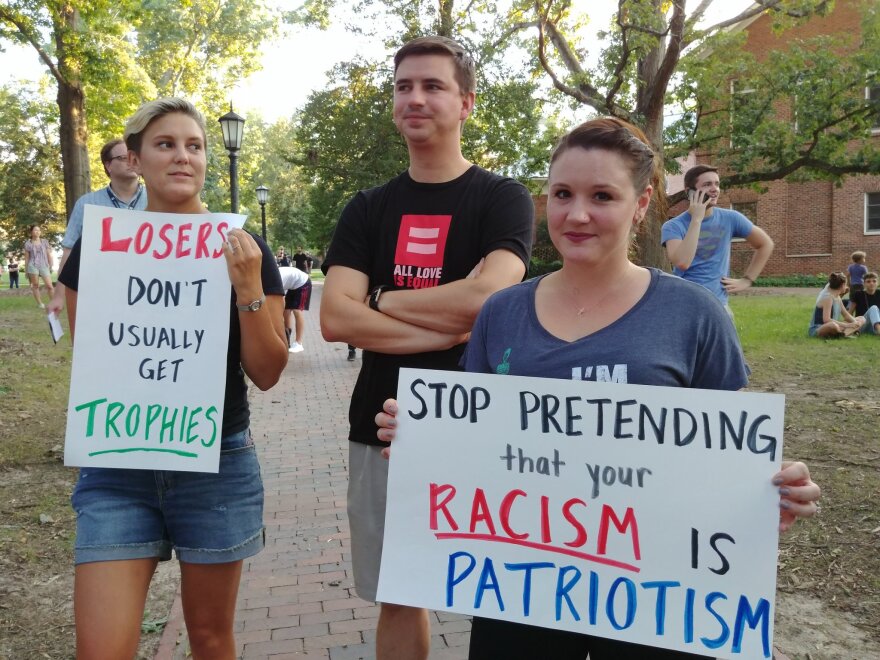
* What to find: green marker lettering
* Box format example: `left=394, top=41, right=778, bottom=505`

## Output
left=145, top=404, right=162, bottom=440
left=106, top=401, right=124, bottom=437
left=203, top=406, right=218, bottom=447
left=160, top=407, right=178, bottom=443
left=187, top=407, right=203, bottom=444
left=178, top=405, right=189, bottom=443
left=74, top=398, right=108, bottom=437
left=125, top=404, right=141, bottom=437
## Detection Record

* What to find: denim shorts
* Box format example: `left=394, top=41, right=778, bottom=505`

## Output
left=72, top=429, right=264, bottom=565
left=26, top=263, right=50, bottom=278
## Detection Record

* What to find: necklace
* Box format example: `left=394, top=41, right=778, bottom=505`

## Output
left=571, top=285, right=619, bottom=318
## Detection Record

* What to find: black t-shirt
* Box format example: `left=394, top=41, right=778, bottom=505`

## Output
left=322, top=165, right=534, bottom=445
left=293, top=252, right=312, bottom=272
left=60, top=231, right=283, bottom=439
left=852, top=289, right=880, bottom=316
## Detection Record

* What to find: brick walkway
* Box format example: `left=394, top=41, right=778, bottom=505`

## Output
left=156, top=282, right=471, bottom=659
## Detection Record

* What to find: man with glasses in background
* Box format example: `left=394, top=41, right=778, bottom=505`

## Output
left=48, top=139, right=148, bottom=314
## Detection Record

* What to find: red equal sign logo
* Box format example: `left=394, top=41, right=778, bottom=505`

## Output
left=394, top=214, right=452, bottom=268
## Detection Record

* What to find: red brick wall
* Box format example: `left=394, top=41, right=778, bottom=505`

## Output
left=708, top=0, right=880, bottom=277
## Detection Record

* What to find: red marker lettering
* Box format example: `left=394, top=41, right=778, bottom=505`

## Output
left=176, top=223, right=192, bottom=258
left=153, top=224, right=174, bottom=259
left=429, top=483, right=458, bottom=531
left=100, top=216, right=132, bottom=252
left=195, top=222, right=212, bottom=258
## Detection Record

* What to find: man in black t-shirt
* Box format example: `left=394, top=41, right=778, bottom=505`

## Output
left=292, top=246, right=312, bottom=273
left=321, top=36, right=533, bottom=660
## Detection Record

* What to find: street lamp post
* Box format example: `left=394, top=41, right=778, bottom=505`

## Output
left=255, top=185, right=269, bottom=242
left=218, top=106, right=245, bottom=213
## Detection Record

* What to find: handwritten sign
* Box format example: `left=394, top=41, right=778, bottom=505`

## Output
left=64, top=206, right=245, bottom=473
left=377, top=368, right=785, bottom=659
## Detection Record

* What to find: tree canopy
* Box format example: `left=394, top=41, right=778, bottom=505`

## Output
left=0, top=84, right=65, bottom=250
left=0, top=0, right=279, bottom=240
left=504, top=0, right=880, bottom=264
left=291, top=0, right=880, bottom=266
left=286, top=0, right=560, bottom=251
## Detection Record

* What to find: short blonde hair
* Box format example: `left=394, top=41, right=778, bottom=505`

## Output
left=851, top=250, right=866, bottom=263
left=124, top=98, right=207, bottom=153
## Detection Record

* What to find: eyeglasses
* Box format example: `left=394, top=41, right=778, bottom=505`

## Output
left=108, top=155, right=128, bottom=162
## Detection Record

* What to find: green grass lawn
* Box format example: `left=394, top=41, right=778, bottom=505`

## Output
left=730, top=292, right=878, bottom=383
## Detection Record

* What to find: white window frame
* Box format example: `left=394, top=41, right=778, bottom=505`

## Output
left=732, top=201, right=759, bottom=225
left=866, top=192, right=880, bottom=234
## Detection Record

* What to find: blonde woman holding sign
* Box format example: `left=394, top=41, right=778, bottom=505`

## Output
left=59, top=98, right=288, bottom=659
left=376, top=118, right=820, bottom=659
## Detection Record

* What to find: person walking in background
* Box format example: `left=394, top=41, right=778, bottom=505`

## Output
left=293, top=246, right=313, bottom=273
left=59, top=98, right=288, bottom=659
left=23, top=225, right=54, bottom=308
left=808, top=272, right=864, bottom=338
left=846, top=250, right=868, bottom=312
left=661, top=164, right=774, bottom=313
left=278, top=265, right=312, bottom=353
left=375, top=117, right=821, bottom=660
left=47, top=138, right=147, bottom=315
left=276, top=247, right=291, bottom=267
left=7, top=255, right=20, bottom=288
left=320, top=36, right=534, bottom=660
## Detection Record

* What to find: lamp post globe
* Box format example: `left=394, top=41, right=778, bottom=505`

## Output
left=218, top=106, right=246, bottom=213
left=256, top=185, right=269, bottom=241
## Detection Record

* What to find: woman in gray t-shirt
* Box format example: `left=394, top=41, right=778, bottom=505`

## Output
left=375, top=118, right=822, bottom=660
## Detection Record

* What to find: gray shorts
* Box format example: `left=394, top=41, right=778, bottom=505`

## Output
left=347, top=442, right=389, bottom=602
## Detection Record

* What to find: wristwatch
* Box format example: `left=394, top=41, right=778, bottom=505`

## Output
left=368, top=285, right=389, bottom=311
left=236, top=295, right=265, bottom=312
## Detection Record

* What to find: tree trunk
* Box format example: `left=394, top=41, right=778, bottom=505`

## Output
left=55, top=5, right=90, bottom=221
left=57, top=81, right=90, bottom=220
left=634, top=98, right=670, bottom=270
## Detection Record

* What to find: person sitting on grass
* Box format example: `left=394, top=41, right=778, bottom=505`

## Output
left=809, top=272, right=864, bottom=338
left=850, top=271, right=880, bottom=335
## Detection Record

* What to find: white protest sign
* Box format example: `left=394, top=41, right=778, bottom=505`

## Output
left=378, top=368, right=785, bottom=659
left=64, top=206, right=245, bottom=473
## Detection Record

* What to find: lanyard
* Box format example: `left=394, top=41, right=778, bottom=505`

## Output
left=107, top=185, right=143, bottom=210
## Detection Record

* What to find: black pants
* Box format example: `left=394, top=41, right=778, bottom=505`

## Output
left=468, top=617, right=709, bottom=660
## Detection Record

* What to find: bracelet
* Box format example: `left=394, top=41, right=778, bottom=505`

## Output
left=368, top=285, right=389, bottom=312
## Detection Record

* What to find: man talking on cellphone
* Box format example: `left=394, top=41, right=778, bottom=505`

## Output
left=661, top=164, right=773, bottom=314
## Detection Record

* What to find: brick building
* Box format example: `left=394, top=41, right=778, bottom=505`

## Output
left=696, top=0, right=880, bottom=277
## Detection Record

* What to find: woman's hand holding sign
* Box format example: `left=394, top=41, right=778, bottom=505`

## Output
left=223, top=229, right=264, bottom=302
left=774, top=461, right=821, bottom=532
